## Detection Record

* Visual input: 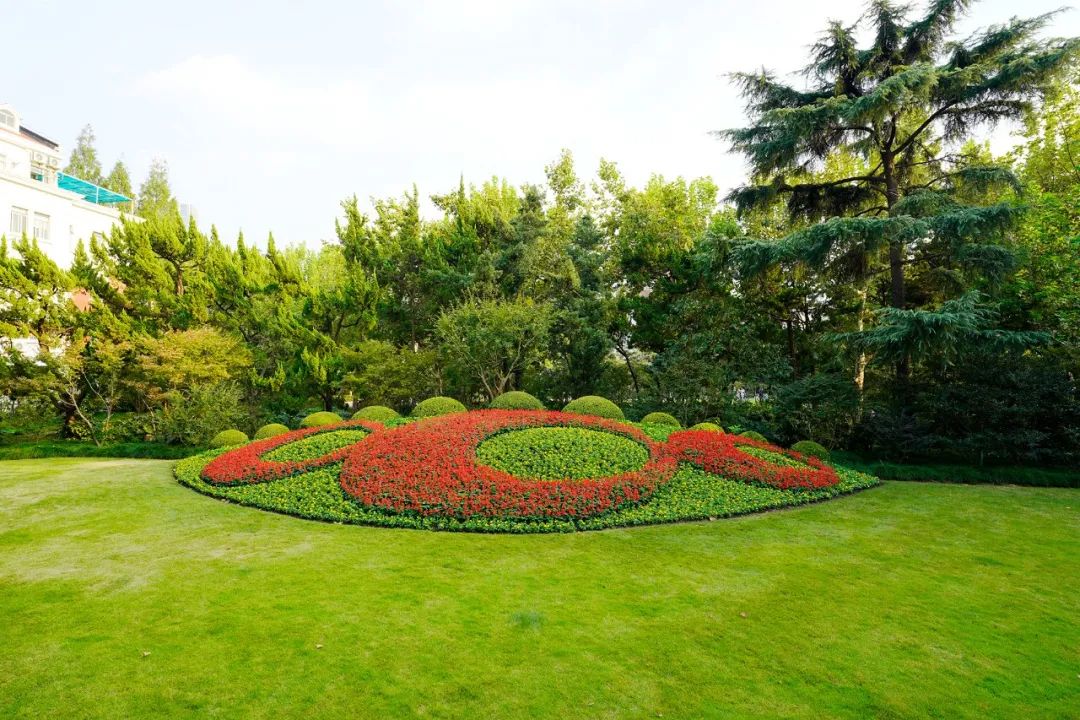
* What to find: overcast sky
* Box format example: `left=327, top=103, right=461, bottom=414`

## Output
left=4, top=0, right=1076, bottom=246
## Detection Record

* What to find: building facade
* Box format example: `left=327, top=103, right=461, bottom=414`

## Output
left=0, top=104, right=130, bottom=268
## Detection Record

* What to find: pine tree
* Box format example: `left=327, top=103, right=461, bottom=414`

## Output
left=63, top=125, right=104, bottom=184
left=719, top=0, right=1079, bottom=387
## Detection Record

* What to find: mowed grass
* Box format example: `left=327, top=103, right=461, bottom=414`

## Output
left=0, top=459, right=1077, bottom=719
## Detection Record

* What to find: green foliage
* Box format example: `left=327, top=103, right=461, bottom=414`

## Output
left=436, top=296, right=553, bottom=401
left=739, top=430, right=768, bottom=443
left=791, top=440, right=831, bottom=460
left=63, top=125, right=103, bottom=185
left=690, top=422, right=724, bottom=432
left=0, top=441, right=200, bottom=460
left=300, top=411, right=344, bottom=428
left=772, top=373, right=859, bottom=448
left=562, top=395, right=624, bottom=420
left=210, top=429, right=249, bottom=448
left=476, top=428, right=647, bottom=480
left=641, top=411, right=681, bottom=427
left=411, top=396, right=466, bottom=417
left=488, top=391, right=545, bottom=410
left=254, top=423, right=290, bottom=440
left=160, top=382, right=246, bottom=446
left=263, top=429, right=368, bottom=462
left=136, top=157, right=178, bottom=219
left=351, top=405, right=400, bottom=423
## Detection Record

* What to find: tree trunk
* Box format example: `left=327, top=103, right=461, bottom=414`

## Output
left=882, top=153, right=910, bottom=383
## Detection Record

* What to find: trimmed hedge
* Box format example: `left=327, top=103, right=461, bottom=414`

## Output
left=411, top=396, right=467, bottom=418
left=641, top=412, right=681, bottom=428
left=690, top=422, right=724, bottom=432
left=254, top=423, right=290, bottom=440
left=300, top=411, right=344, bottom=428
left=352, top=405, right=400, bottom=423
left=562, top=395, right=624, bottom=420
left=489, top=391, right=545, bottom=411
left=210, top=429, right=249, bottom=448
left=791, top=440, right=830, bottom=460
left=739, top=430, right=768, bottom=443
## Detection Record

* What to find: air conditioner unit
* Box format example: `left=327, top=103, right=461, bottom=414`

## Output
left=48, top=156, right=59, bottom=169
left=32, top=151, right=45, bottom=164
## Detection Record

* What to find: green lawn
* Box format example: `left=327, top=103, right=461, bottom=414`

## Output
left=0, top=459, right=1076, bottom=719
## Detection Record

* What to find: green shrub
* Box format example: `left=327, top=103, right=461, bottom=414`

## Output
left=352, top=405, right=400, bottom=423
left=562, top=395, right=624, bottom=420
left=254, top=423, right=290, bottom=440
left=791, top=440, right=830, bottom=460
left=411, top=396, right=467, bottom=418
left=210, top=429, right=249, bottom=448
left=690, top=422, right=724, bottom=432
left=740, top=430, right=768, bottom=443
left=641, top=411, right=681, bottom=427
left=489, top=391, right=545, bottom=410
left=300, top=411, right=344, bottom=428
left=160, top=382, right=246, bottom=446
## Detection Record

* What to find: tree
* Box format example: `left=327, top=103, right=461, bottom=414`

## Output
left=720, top=0, right=1078, bottom=389
left=436, top=296, right=553, bottom=402
left=64, top=125, right=103, bottom=185
left=104, top=160, right=134, bottom=210
left=137, top=158, right=179, bottom=219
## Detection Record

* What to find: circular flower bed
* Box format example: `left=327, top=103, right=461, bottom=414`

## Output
left=177, top=409, right=876, bottom=532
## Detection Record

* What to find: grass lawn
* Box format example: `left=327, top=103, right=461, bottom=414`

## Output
left=0, top=459, right=1077, bottom=719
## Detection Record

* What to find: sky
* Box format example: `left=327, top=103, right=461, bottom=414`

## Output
left=3, top=0, right=1077, bottom=247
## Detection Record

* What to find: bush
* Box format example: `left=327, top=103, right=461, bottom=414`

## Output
left=300, top=411, right=344, bottom=428
left=740, top=430, right=768, bottom=443
left=562, top=395, right=624, bottom=420
left=160, top=382, right=246, bottom=446
left=210, top=429, right=249, bottom=448
left=254, top=423, right=290, bottom=440
left=411, top=396, right=467, bottom=418
left=791, top=440, right=830, bottom=460
left=641, top=412, right=681, bottom=428
left=352, top=405, right=400, bottom=423
left=489, top=391, right=545, bottom=410
left=690, top=422, right=724, bottom=432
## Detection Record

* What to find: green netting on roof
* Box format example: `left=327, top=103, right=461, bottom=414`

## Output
left=57, top=172, right=130, bottom=205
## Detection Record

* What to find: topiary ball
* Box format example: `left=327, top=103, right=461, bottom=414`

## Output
left=690, top=422, right=724, bottom=432
left=352, top=405, right=400, bottom=423
left=411, top=396, right=467, bottom=418
left=489, top=391, right=545, bottom=410
left=641, top=411, right=681, bottom=428
left=254, top=423, right=289, bottom=440
left=739, top=430, right=768, bottom=443
left=300, top=411, right=344, bottom=428
left=562, top=395, right=625, bottom=420
left=791, top=440, right=830, bottom=460
left=210, top=429, right=249, bottom=448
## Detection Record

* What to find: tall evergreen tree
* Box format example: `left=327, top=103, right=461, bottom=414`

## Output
left=104, top=160, right=134, bottom=200
left=719, top=0, right=1079, bottom=388
left=63, top=125, right=104, bottom=184
left=137, top=158, right=179, bottom=219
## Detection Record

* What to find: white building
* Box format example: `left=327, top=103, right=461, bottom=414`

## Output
left=0, top=104, right=130, bottom=268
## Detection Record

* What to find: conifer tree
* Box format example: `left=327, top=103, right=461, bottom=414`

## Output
left=63, top=125, right=104, bottom=184
left=719, top=0, right=1079, bottom=387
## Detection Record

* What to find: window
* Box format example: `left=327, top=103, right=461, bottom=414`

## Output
left=0, top=109, right=14, bottom=129
left=0, top=153, right=6, bottom=172
left=9, top=207, right=27, bottom=236
left=32, top=212, right=49, bottom=242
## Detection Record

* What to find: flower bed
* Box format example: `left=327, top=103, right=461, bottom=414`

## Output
left=184, top=409, right=872, bottom=532
left=200, top=419, right=382, bottom=485
left=663, top=429, right=839, bottom=490
left=339, top=410, right=678, bottom=520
